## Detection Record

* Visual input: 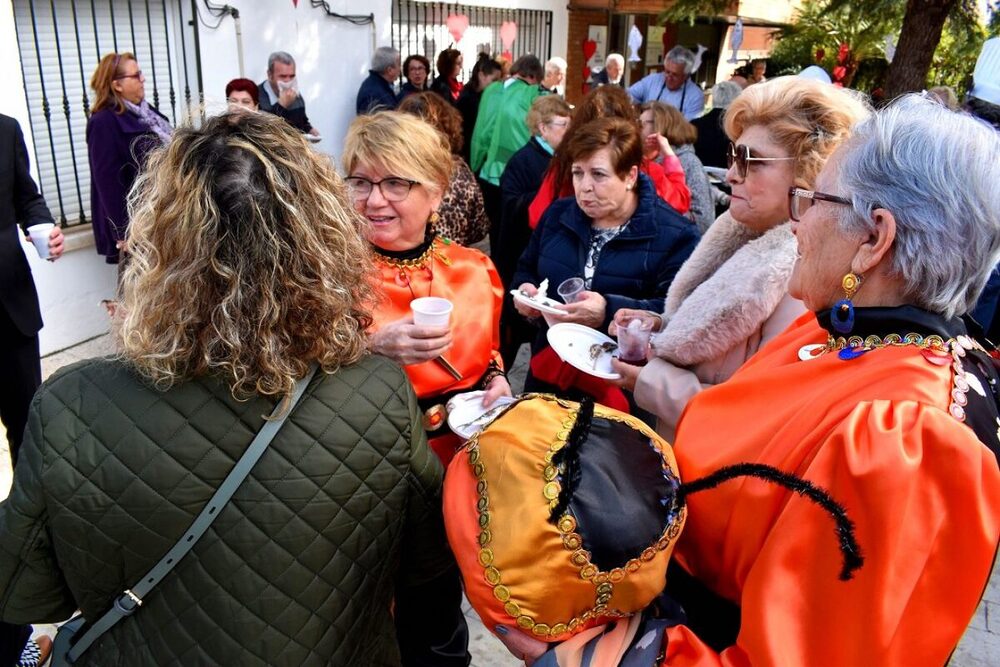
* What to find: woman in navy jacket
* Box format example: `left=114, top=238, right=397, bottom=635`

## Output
left=87, top=52, right=171, bottom=266
left=512, top=117, right=699, bottom=404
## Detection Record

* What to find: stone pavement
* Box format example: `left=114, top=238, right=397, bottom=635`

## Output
left=1, top=335, right=996, bottom=666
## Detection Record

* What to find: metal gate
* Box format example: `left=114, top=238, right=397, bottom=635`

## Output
left=12, top=0, right=203, bottom=227
left=391, top=1, right=552, bottom=84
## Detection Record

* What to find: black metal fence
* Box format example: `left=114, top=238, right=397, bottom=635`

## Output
left=391, top=1, right=552, bottom=84
left=12, top=0, right=203, bottom=227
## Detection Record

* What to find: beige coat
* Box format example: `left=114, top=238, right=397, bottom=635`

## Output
left=633, top=211, right=805, bottom=441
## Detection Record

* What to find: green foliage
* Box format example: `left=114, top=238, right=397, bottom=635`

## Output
left=659, top=0, right=735, bottom=25
left=766, top=0, right=984, bottom=93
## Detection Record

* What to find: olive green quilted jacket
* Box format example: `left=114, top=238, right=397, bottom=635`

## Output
left=0, top=355, right=466, bottom=665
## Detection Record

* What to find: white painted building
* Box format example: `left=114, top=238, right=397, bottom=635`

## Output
left=2, top=0, right=567, bottom=355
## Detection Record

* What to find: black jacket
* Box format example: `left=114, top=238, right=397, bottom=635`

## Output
left=496, top=137, right=551, bottom=287
left=0, top=114, right=52, bottom=337
left=692, top=108, right=729, bottom=169
left=356, top=71, right=398, bottom=115
left=257, top=81, right=314, bottom=133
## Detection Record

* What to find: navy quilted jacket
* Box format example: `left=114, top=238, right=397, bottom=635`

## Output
left=513, top=173, right=700, bottom=338
left=0, top=355, right=469, bottom=666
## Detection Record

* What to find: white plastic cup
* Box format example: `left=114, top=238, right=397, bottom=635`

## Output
left=27, top=223, right=54, bottom=259
left=411, top=297, right=453, bottom=326
left=557, top=277, right=585, bottom=304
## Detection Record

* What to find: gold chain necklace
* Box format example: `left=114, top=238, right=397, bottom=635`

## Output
left=374, top=238, right=453, bottom=298
left=799, top=332, right=985, bottom=423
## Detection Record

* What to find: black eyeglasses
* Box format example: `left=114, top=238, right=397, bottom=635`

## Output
left=726, top=142, right=795, bottom=180
left=114, top=70, right=143, bottom=81
left=344, top=176, right=419, bottom=202
left=788, top=187, right=853, bottom=221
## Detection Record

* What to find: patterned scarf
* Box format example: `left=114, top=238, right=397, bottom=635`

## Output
left=124, top=99, right=172, bottom=144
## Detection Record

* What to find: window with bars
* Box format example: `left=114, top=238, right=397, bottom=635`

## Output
left=13, top=0, right=202, bottom=227
left=391, top=1, right=552, bottom=85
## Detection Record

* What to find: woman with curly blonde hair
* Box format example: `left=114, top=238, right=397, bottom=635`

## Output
left=0, top=112, right=470, bottom=665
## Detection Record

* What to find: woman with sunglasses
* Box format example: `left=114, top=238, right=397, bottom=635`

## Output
left=87, top=52, right=172, bottom=271
left=343, top=111, right=510, bottom=465
left=610, top=76, right=869, bottom=441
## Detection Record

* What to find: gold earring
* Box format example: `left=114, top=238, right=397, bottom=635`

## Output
left=832, top=272, right=862, bottom=334
left=429, top=211, right=440, bottom=226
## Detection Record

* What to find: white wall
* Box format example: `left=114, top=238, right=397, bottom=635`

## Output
left=196, top=0, right=567, bottom=162
left=1, top=2, right=116, bottom=356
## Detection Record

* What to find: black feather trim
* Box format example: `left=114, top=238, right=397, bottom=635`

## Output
left=548, top=398, right=594, bottom=523
left=677, top=463, right=864, bottom=581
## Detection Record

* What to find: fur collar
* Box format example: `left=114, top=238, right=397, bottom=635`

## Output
left=650, top=211, right=798, bottom=365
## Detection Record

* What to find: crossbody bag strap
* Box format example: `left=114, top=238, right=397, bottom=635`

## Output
left=67, top=364, right=319, bottom=662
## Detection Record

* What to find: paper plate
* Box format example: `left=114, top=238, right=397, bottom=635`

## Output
left=446, top=392, right=518, bottom=440
left=546, top=322, right=621, bottom=380
left=510, top=289, right=569, bottom=317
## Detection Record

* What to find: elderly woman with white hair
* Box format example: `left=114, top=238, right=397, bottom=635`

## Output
left=658, top=95, right=1000, bottom=664
left=590, top=53, right=625, bottom=88
left=487, top=93, right=1000, bottom=667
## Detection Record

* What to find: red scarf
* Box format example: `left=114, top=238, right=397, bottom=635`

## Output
left=448, top=77, right=464, bottom=101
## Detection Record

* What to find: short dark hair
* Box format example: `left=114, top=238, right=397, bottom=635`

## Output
left=436, top=49, right=462, bottom=78
left=511, top=54, right=543, bottom=82
left=565, top=117, right=643, bottom=178
left=225, top=78, right=259, bottom=106
left=403, top=54, right=431, bottom=82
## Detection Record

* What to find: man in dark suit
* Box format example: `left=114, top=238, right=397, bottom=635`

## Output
left=0, top=114, right=64, bottom=464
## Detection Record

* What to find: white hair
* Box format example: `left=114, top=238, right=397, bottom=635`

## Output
left=711, top=81, right=742, bottom=109
left=545, top=57, right=567, bottom=75
left=371, top=47, right=399, bottom=74
left=836, top=94, right=1000, bottom=318
left=605, top=53, right=625, bottom=68
left=665, top=46, right=696, bottom=75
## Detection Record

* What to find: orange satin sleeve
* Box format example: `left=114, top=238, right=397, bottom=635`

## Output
left=660, top=401, right=1000, bottom=666
left=371, top=241, right=504, bottom=399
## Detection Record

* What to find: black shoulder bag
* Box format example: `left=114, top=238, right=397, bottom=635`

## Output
left=50, top=366, right=317, bottom=665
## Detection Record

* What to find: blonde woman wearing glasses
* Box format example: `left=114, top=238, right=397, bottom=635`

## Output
left=343, top=111, right=511, bottom=466
left=87, top=52, right=172, bottom=269
left=610, top=77, right=869, bottom=441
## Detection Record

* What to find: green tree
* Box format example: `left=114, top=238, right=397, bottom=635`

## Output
left=661, top=0, right=986, bottom=96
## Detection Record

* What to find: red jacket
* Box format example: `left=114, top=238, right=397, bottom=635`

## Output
left=527, top=155, right=691, bottom=229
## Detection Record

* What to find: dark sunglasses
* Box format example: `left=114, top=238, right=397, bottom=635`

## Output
left=726, top=142, right=795, bottom=180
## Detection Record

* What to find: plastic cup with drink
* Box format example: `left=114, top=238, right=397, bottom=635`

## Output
left=616, top=317, right=653, bottom=365
left=557, top=277, right=585, bottom=304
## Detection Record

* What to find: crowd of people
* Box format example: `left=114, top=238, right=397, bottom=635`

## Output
left=0, top=33, right=998, bottom=667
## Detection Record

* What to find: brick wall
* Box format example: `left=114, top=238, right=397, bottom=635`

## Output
left=566, top=7, right=607, bottom=106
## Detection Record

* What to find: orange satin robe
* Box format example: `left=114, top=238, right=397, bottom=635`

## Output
left=664, top=312, right=1000, bottom=666
left=371, top=238, right=504, bottom=399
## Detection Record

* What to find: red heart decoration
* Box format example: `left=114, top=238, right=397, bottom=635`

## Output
left=501, top=49, right=513, bottom=64
left=292, top=0, right=298, bottom=6
left=832, top=65, right=847, bottom=81
left=446, top=14, right=469, bottom=44
left=583, top=39, right=597, bottom=62
left=500, top=21, right=518, bottom=49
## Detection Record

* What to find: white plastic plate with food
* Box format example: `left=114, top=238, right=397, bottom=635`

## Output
left=446, top=392, right=518, bottom=440
left=546, top=322, right=621, bottom=380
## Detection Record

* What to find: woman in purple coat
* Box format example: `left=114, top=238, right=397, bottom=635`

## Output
left=87, top=52, right=172, bottom=268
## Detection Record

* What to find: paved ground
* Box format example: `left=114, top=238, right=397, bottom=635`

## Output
left=2, top=335, right=996, bottom=666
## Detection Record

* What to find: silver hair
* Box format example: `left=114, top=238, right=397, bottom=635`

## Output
left=711, top=81, right=742, bottom=109
left=267, top=51, right=295, bottom=73
left=371, top=46, right=399, bottom=74
left=835, top=94, right=1000, bottom=319
left=545, top=57, right=567, bottom=76
left=665, top=46, right=696, bottom=75
left=605, top=53, right=625, bottom=68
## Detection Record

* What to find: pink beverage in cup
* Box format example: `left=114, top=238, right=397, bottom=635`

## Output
left=617, top=317, right=653, bottom=365
left=557, top=277, right=585, bottom=304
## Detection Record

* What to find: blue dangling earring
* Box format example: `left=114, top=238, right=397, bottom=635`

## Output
left=831, top=273, right=862, bottom=334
